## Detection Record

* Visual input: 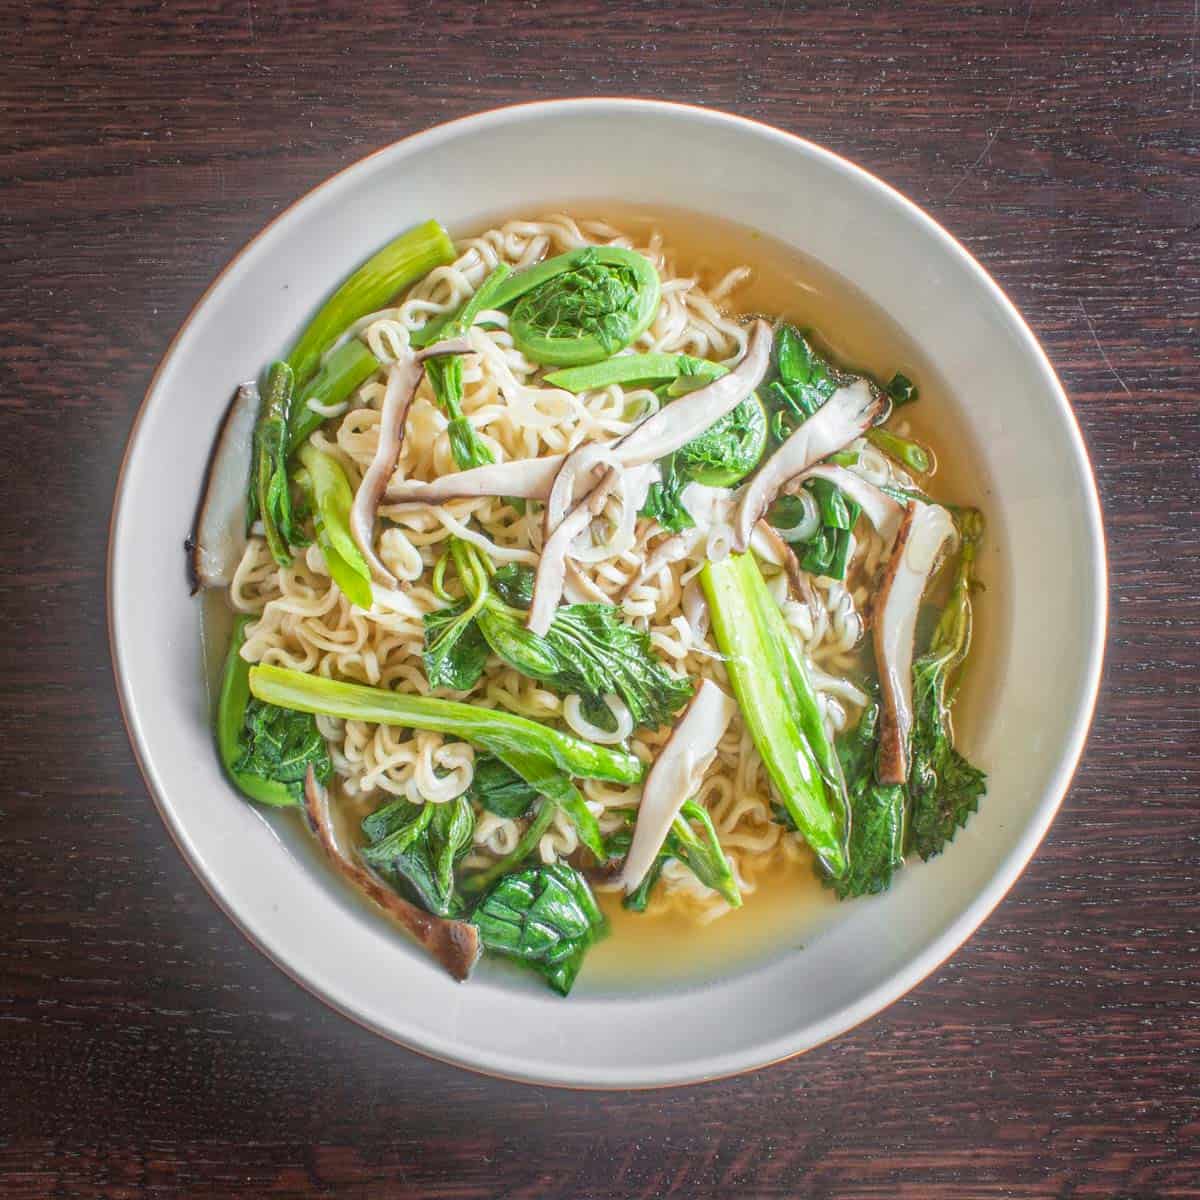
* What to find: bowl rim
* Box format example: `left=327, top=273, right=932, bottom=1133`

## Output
left=108, top=96, right=1108, bottom=1089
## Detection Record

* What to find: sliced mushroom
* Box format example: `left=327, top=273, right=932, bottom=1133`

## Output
left=383, top=453, right=566, bottom=506
left=751, top=520, right=817, bottom=609
left=186, top=381, right=259, bottom=592
left=616, top=680, right=737, bottom=894
left=350, top=340, right=474, bottom=587
left=733, top=379, right=888, bottom=552
left=611, top=319, right=774, bottom=467
left=527, top=466, right=619, bottom=636
left=302, top=767, right=480, bottom=982
left=783, top=463, right=905, bottom=545
left=874, top=501, right=957, bottom=784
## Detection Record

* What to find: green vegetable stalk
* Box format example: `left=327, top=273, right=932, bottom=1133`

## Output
left=251, top=361, right=306, bottom=566
left=286, top=219, right=455, bottom=390
left=295, top=443, right=373, bottom=610
left=543, top=353, right=724, bottom=394
left=421, top=265, right=512, bottom=470
left=287, top=340, right=380, bottom=455
left=701, top=553, right=848, bottom=876
left=217, top=617, right=331, bottom=807
left=247, top=664, right=644, bottom=786
left=866, top=427, right=936, bottom=475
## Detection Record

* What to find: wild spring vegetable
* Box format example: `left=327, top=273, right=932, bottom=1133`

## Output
left=491, top=246, right=662, bottom=366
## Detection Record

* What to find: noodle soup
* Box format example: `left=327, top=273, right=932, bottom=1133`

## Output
left=194, top=207, right=996, bottom=993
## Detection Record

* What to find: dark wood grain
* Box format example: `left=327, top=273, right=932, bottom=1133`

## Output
left=1, top=0, right=1197, bottom=1196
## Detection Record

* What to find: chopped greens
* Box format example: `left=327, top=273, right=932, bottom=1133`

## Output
left=361, top=795, right=475, bottom=918
left=217, top=617, right=330, bottom=807
left=471, top=862, right=608, bottom=995
left=466, top=755, right=539, bottom=819
left=906, top=510, right=988, bottom=859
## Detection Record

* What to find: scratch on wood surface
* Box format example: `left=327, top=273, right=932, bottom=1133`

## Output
left=946, top=95, right=1015, bottom=198
left=1078, top=299, right=1132, bottom=397
left=1191, top=0, right=1197, bottom=109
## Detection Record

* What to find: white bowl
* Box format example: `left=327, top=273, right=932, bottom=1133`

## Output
left=109, top=99, right=1106, bottom=1088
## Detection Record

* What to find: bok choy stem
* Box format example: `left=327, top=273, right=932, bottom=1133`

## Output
left=247, top=664, right=644, bottom=785
left=286, top=219, right=455, bottom=389
left=700, top=553, right=848, bottom=876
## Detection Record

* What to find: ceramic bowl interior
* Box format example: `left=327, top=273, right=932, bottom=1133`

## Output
left=109, top=99, right=1105, bottom=1088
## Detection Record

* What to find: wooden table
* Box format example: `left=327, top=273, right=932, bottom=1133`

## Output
left=3, top=2, right=1196, bottom=1196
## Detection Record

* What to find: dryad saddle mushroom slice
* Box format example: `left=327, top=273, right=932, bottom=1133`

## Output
left=303, top=766, right=481, bottom=982
left=616, top=679, right=738, bottom=895
left=733, top=378, right=888, bottom=552
left=873, top=500, right=957, bottom=785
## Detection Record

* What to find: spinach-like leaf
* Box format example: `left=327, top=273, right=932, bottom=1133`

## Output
left=640, top=454, right=695, bottom=534
left=477, top=560, right=693, bottom=730
left=471, top=861, right=608, bottom=995
left=907, top=511, right=988, bottom=859
left=423, top=597, right=489, bottom=691
left=823, top=703, right=906, bottom=899
left=466, top=755, right=539, bottom=819
left=545, top=603, right=693, bottom=731
left=233, top=697, right=332, bottom=803
left=361, top=794, right=475, bottom=918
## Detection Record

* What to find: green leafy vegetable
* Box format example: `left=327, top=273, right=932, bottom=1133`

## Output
left=287, top=340, right=381, bottom=455
left=673, top=392, right=768, bottom=487
left=887, top=372, right=918, bottom=407
left=251, top=361, right=307, bottom=565
left=448, top=552, right=693, bottom=731
left=422, top=265, right=513, bottom=470
left=216, top=617, right=331, bottom=807
left=907, top=510, right=988, bottom=859
left=640, top=454, right=695, bottom=534
left=501, top=247, right=661, bottom=367
left=471, top=862, right=608, bottom=995
left=611, top=800, right=741, bottom=911
left=295, top=443, right=373, bottom=609
left=286, top=219, right=455, bottom=389
left=787, top=476, right=862, bottom=582
left=701, top=553, right=849, bottom=876
left=822, top=704, right=906, bottom=899
left=361, top=795, right=475, bottom=917
left=423, top=596, right=490, bottom=691
left=247, top=664, right=644, bottom=786
left=466, top=755, right=539, bottom=819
